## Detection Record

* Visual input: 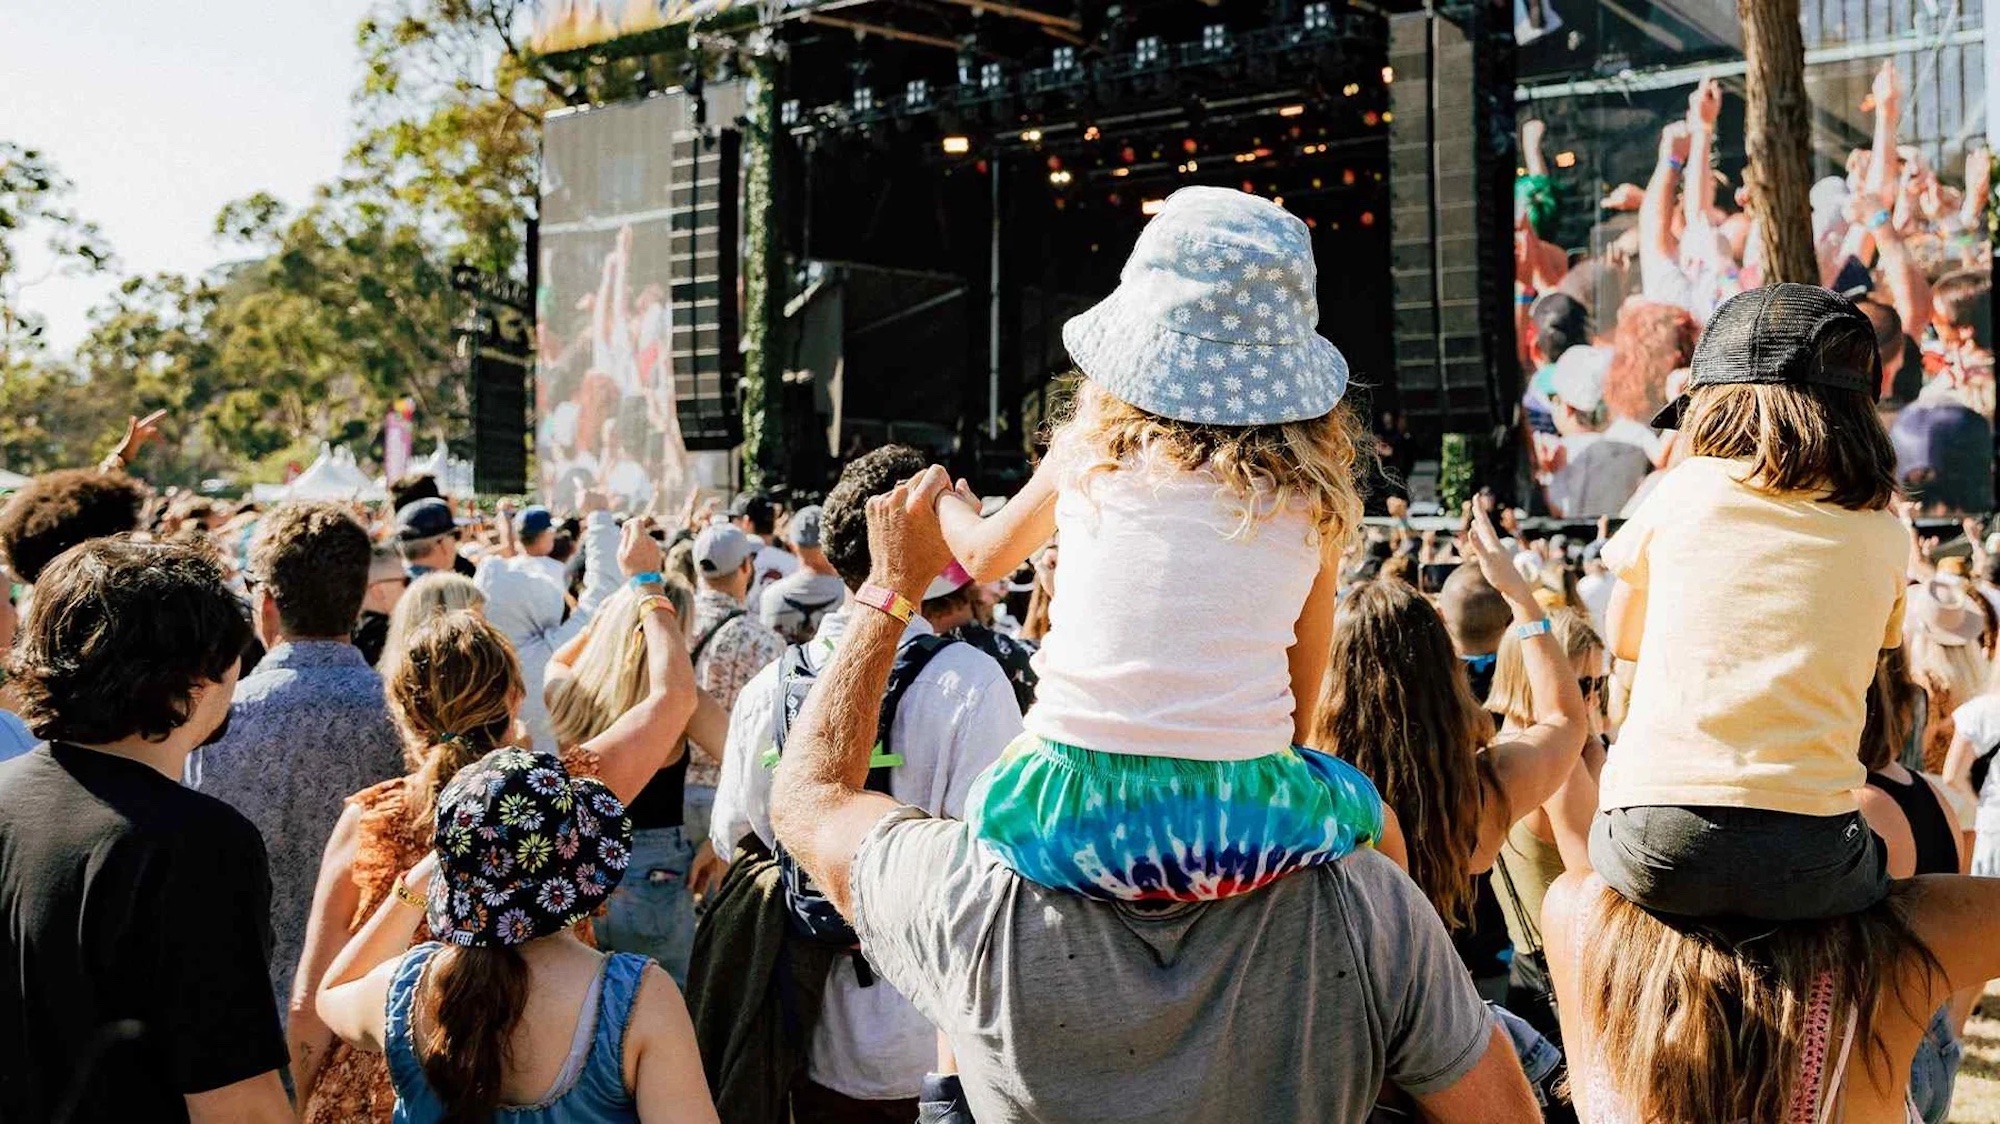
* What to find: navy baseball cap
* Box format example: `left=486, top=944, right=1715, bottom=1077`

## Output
left=514, top=505, right=554, bottom=539
left=395, top=498, right=461, bottom=543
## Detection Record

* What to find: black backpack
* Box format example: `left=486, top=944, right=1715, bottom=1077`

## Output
left=768, top=632, right=956, bottom=967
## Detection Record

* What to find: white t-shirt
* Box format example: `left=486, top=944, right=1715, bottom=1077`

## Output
left=710, top=610, right=1023, bottom=1098
left=1028, top=443, right=1321, bottom=760
left=1951, top=694, right=2000, bottom=834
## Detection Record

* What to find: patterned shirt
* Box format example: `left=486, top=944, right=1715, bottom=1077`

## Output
left=689, top=588, right=785, bottom=789
left=185, top=641, right=406, bottom=1017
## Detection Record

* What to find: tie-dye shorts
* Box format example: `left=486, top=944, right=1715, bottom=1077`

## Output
left=964, top=733, right=1385, bottom=902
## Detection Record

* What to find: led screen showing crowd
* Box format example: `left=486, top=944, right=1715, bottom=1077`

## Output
left=1513, top=5, right=1993, bottom=516
left=537, top=95, right=692, bottom=512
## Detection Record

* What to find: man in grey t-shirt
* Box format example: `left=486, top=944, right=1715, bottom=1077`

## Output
left=770, top=471, right=1539, bottom=1123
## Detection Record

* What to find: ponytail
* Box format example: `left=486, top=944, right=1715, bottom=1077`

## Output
left=408, top=736, right=488, bottom=838
left=415, top=945, right=530, bottom=1124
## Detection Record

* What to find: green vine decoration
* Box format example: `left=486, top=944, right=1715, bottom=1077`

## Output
left=1439, top=432, right=1476, bottom=513
left=738, top=53, right=781, bottom=490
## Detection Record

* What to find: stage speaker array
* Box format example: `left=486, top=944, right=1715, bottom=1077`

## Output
left=1386, top=5, right=1519, bottom=442
left=667, top=87, right=743, bottom=451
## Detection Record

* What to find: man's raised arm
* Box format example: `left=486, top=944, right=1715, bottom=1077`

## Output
left=770, top=466, right=954, bottom=918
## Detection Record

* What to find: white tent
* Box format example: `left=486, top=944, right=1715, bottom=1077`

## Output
left=285, top=444, right=385, bottom=502
left=0, top=468, right=30, bottom=491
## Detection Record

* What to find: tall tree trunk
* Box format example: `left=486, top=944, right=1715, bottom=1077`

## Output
left=1743, top=0, right=1818, bottom=284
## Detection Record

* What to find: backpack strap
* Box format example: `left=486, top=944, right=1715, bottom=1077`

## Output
left=690, top=608, right=746, bottom=662
left=767, top=634, right=959, bottom=796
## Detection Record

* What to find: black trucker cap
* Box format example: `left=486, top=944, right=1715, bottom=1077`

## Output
left=1652, top=283, right=1881, bottom=429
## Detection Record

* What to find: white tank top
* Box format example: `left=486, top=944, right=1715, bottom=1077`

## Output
left=1026, top=445, right=1321, bottom=760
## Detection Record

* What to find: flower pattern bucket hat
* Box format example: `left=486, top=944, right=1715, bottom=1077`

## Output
left=1061, top=185, right=1350, bottom=426
left=426, top=747, right=634, bottom=947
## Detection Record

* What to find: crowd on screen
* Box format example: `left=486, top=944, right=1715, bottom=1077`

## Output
left=7, top=181, right=2000, bottom=1124
left=1514, top=63, right=1995, bottom=520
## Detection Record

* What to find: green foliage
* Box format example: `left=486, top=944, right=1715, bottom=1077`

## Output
left=0, top=1, right=723, bottom=488
left=1439, top=432, right=1476, bottom=513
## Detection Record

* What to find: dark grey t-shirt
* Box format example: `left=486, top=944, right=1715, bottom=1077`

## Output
left=851, top=807, right=1493, bottom=1123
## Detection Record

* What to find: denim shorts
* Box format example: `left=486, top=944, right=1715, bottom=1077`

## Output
left=1590, top=805, right=1888, bottom=922
left=1909, top=1006, right=1963, bottom=1124
left=595, top=826, right=698, bottom=986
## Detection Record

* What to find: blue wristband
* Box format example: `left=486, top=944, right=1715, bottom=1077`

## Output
left=1666, top=156, right=1686, bottom=172
left=1514, top=617, right=1553, bottom=640
left=629, top=571, right=664, bottom=587
left=1865, top=208, right=1892, bottom=231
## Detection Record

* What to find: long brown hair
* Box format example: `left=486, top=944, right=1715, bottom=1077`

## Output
left=1579, top=882, right=1939, bottom=1123
left=1677, top=380, right=1897, bottom=511
left=1313, top=581, right=1498, bottom=926
left=415, top=945, right=529, bottom=1124
left=387, top=611, right=523, bottom=837
left=1862, top=646, right=1922, bottom=773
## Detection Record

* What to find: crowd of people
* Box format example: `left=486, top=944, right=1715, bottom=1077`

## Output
left=4, top=180, right=2000, bottom=1124
left=1516, top=63, right=1995, bottom=519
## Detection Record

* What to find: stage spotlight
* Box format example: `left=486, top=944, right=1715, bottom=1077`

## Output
left=1136, top=35, right=1163, bottom=67
left=906, top=79, right=931, bottom=108
left=1053, top=46, right=1077, bottom=73
left=1112, top=167, right=1129, bottom=177
left=1343, top=83, right=1360, bottom=96
left=780, top=99, right=801, bottom=126
left=854, top=87, right=875, bottom=113
left=1304, top=2, right=1333, bottom=31
left=1084, top=125, right=1101, bottom=141
left=981, top=62, right=1004, bottom=91
left=1142, top=198, right=1166, bottom=215
left=1049, top=169, right=1073, bottom=186
left=943, top=135, right=972, bottom=155
left=1022, top=128, right=1044, bottom=143
left=1382, top=66, right=1396, bottom=84
left=1202, top=24, right=1229, bottom=52
left=1278, top=104, right=1306, bottom=117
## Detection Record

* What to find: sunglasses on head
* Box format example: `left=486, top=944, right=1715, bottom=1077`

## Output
left=1578, top=675, right=1607, bottom=696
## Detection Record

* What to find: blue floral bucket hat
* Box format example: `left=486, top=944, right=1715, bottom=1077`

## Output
left=426, top=747, right=634, bottom=947
left=1062, top=186, right=1350, bottom=426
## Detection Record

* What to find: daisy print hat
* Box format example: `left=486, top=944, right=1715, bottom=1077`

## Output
left=1061, top=185, right=1350, bottom=426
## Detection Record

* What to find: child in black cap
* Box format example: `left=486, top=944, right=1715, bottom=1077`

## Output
left=1593, top=283, right=1907, bottom=921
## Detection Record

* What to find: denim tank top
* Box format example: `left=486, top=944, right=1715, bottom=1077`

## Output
left=385, top=942, right=651, bottom=1124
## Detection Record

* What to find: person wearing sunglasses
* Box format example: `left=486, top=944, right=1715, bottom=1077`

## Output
left=353, top=545, right=412, bottom=669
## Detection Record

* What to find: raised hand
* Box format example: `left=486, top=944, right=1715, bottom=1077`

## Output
left=1660, top=121, right=1692, bottom=166
left=1461, top=504, right=1538, bottom=610
left=864, top=466, right=954, bottom=599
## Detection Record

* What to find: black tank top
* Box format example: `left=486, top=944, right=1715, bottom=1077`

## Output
left=1866, top=770, right=1958, bottom=876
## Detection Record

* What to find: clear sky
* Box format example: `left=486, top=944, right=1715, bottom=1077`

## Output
left=1, top=0, right=376, bottom=353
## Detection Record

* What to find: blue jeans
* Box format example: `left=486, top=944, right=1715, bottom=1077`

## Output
left=1909, top=1006, right=1963, bottom=1124
left=596, top=826, right=698, bottom=987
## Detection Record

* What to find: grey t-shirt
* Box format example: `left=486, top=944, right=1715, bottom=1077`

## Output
left=851, top=806, right=1493, bottom=1122
left=756, top=569, right=849, bottom=646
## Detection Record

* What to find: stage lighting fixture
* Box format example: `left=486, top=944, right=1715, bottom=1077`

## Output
left=907, top=79, right=931, bottom=108
left=1555, top=150, right=1577, bottom=168
left=1049, top=170, right=1073, bottom=186
left=1343, top=83, right=1360, bottom=96
left=1142, top=198, right=1166, bottom=215
left=781, top=99, right=801, bottom=126
left=1135, top=36, right=1162, bottom=67
left=1304, top=2, right=1333, bottom=30
left=981, top=62, right=1004, bottom=91
left=1201, top=24, right=1229, bottom=52
left=1021, top=128, right=1044, bottom=143
left=1382, top=66, right=1396, bottom=84
left=1053, top=46, right=1077, bottom=73
left=854, top=87, right=875, bottom=113
left=1084, top=125, right=1101, bottom=141
left=943, top=135, right=972, bottom=154
left=1278, top=104, right=1306, bottom=117
left=1112, top=167, right=1130, bottom=177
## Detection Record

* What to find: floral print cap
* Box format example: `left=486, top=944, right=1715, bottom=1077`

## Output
left=426, top=748, right=634, bottom=947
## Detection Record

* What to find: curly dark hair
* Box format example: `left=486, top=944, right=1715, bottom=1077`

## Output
left=0, top=469, right=149, bottom=584
left=248, top=502, right=372, bottom=638
left=10, top=538, right=252, bottom=745
left=822, top=445, right=930, bottom=591
left=390, top=473, right=443, bottom=512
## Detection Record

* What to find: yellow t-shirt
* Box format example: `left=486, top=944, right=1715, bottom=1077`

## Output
left=1600, top=457, right=1906, bottom=817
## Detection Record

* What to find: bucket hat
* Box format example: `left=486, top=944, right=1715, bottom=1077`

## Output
left=426, top=748, right=635, bottom=947
left=1062, top=186, right=1348, bottom=426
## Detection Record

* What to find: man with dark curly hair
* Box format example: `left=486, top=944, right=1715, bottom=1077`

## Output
left=0, top=539, right=290, bottom=1123
left=187, top=502, right=404, bottom=1025
left=0, top=467, right=148, bottom=586
left=707, top=446, right=1022, bottom=1123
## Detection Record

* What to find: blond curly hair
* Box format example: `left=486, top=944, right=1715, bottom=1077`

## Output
left=1048, top=376, right=1368, bottom=555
